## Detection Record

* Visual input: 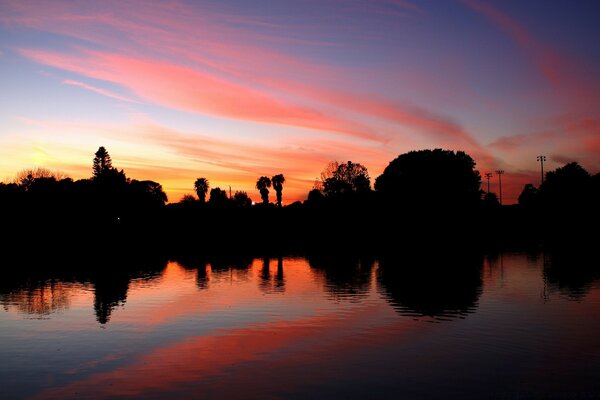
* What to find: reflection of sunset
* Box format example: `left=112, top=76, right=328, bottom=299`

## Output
left=33, top=301, right=408, bottom=399
left=2, top=253, right=600, bottom=399
left=1, top=282, right=90, bottom=317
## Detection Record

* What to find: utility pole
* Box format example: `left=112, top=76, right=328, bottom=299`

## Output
left=495, top=170, right=504, bottom=205
left=484, top=172, right=493, bottom=194
left=537, top=155, right=546, bottom=186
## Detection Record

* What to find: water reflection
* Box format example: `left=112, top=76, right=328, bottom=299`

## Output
left=2, top=251, right=600, bottom=399
left=544, top=249, right=600, bottom=301
left=378, top=251, right=483, bottom=321
left=5, top=249, right=599, bottom=325
left=173, top=253, right=253, bottom=289
left=308, top=254, right=374, bottom=302
left=0, top=252, right=168, bottom=324
left=0, top=280, right=75, bottom=317
left=93, top=272, right=130, bottom=324
left=258, top=256, right=286, bottom=294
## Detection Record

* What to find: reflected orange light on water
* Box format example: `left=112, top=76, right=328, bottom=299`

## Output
left=33, top=304, right=415, bottom=399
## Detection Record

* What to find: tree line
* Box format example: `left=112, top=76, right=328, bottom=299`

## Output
left=1, top=146, right=597, bottom=252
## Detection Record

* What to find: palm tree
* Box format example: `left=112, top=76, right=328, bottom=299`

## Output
left=194, top=178, right=209, bottom=203
left=271, top=174, right=285, bottom=207
left=255, top=176, right=271, bottom=205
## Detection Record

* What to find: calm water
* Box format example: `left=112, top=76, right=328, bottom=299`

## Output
left=1, top=251, right=600, bottom=399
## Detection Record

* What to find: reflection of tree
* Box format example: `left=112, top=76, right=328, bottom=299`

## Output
left=174, top=254, right=253, bottom=287
left=544, top=250, right=600, bottom=301
left=1, top=281, right=72, bottom=316
left=92, top=272, right=130, bottom=324
left=90, top=253, right=168, bottom=324
left=175, top=254, right=210, bottom=289
left=378, top=251, right=483, bottom=320
left=209, top=255, right=253, bottom=272
left=308, top=255, right=374, bottom=302
left=276, top=256, right=285, bottom=291
left=258, top=256, right=286, bottom=294
left=0, top=252, right=167, bottom=324
left=259, top=257, right=271, bottom=293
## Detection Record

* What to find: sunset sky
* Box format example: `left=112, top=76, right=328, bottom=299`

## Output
left=1, top=0, right=599, bottom=204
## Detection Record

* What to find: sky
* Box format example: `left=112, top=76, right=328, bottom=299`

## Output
left=1, top=0, right=599, bottom=204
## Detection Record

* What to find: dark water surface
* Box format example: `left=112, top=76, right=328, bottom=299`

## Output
left=1, top=251, right=600, bottom=399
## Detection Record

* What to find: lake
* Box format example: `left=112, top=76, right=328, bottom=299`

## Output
left=1, top=250, right=600, bottom=399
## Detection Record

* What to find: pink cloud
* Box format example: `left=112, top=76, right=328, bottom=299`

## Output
left=21, top=48, right=380, bottom=142
left=488, top=131, right=555, bottom=152
left=462, top=0, right=565, bottom=86
left=4, top=0, right=484, bottom=149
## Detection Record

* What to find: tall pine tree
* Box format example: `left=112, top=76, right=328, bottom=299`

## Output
left=93, top=146, right=112, bottom=178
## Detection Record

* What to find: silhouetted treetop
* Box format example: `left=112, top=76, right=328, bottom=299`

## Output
left=233, top=191, right=252, bottom=207
left=209, top=187, right=228, bottom=206
left=130, top=180, right=168, bottom=206
left=256, top=176, right=272, bottom=205
left=194, top=178, right=209, bottom=203
left=179, top=194, right=197, bottom=203
left=541, top=162, right=590, bottom=193
left=272, top=174, right=285, bottom=207
left=93, top=146, right=113, bottom=179
left=322, top=161, right=371, bottom=197
left=518, top=184, right=538, bottom=207
left=375, top=149, right=481, bottom=208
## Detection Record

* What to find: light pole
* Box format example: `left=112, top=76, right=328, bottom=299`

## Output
left=537, top=155, right=546, bottom=186
left=484, top=172, right=493, bottom=194
left=495, top=170, right=504, bottom=205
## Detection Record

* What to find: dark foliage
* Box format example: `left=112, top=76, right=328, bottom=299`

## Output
left=322, top=161, right=371, bottom=197
left=256, top=176, right=271, bottom=204
left=272, top=174, right=285, bottom=207
left=375, top=149, right=481, bottom=210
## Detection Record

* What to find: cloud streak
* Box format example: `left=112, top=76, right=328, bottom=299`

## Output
left=62, top=79, right=139, bottom=103
left=461, top=0, right=564, bottom=86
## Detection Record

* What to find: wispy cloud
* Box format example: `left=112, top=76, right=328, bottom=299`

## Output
left=62, top=79, right=139, bottom=103
left=5, top=0, right=470, bottom=146
left=461, top=0, right=564, bottom=86
left=21, top=48, right=380, bottom=142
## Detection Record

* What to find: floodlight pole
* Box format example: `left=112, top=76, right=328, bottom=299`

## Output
left=537, top=155, right=546, bottom=186
left=495, top=170, right=504, bottom=205
left=484, top=172, right=493, bottom=194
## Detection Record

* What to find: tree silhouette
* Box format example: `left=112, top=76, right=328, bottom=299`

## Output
left=375, top=149, right=481, bottom=209
left=541, top=162, right=591, bottom=204
left=179, top=194, right=197, bottom=203
left=194, top=178, right=210, bottom=203
left=130, top=180, right=168, bottom=206
left=518, top=184, right=538, bottom=208
left=93, top=146, right=112, bottom=179
left=256, top=176, right=272, bottom=204
left=322, top=161, right=371, bottom=196
left=233, top=191, right=252, bottom=207
left=272, top=174, right=285, bottom=207
left=319, top=161, right=339, bottom=185
left=483, top=192, right=500, bottom=208
left=209, top=187, right=228, bottom=206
